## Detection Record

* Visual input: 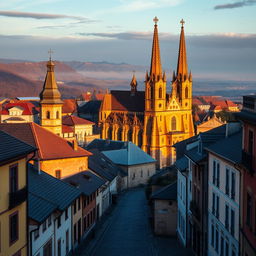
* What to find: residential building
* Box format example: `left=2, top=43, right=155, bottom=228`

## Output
left=236, top=95, right=256, bottom=256
left=151, top=182, right=177, bottom=236
left=62, top=115, right=99, bottom=146
left=206, top=131, right=242, bottom=256
left=87, top=139, right=156, bottom=188
left=0, top=102, right=39, bottom=123
left=0, top=122, right=92, bottom=179
left=28, top=165, right=81, bottom=256
left=99, top=18, right=194, bottom=168
left=196, top=114, right=224, bottom=134
left=0, top=131, right=36, bottom=256
left=64, top=171, right=105, bottom=244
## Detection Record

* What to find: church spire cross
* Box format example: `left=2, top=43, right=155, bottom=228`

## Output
left=153, top=16, right=159, bottom=25
left=48, top=49, right=53, bottom=60
left=180, top=19, right=185, bottom=28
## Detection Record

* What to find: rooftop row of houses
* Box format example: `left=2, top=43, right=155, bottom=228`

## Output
left=0, top=121, right=156, bottom=256
left=175, top=95, right=256, bottom=256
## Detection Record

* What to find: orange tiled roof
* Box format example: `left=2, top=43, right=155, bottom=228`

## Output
left=62, top=125, right=74, bottom=133
left=0, top=123, right=92, bottom=160
left=62, top=115, right=94, bottom=126
left=62, top=99, right=77, bottom=114
left=1, top=102, right=39, bottom=115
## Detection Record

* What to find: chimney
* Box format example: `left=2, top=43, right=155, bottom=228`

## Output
left=34, top=159, right=41, bottom=174
left=73, top=139, right=78, bottom=151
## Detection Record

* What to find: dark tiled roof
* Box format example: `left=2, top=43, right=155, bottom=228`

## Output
left=28, top=164, right=81, bottom=223
left=0, top=123, right=92, bottom=160
left=78, top=100, right=102, bottom=114
left=86, top=139, right=126, bottom=151
left=64, top=171, right=105, bottom=196
left=174, top=156, right=188, bottom=172
left=88, top=149, right=126, bottom=181
left=151, top=182, right=177, bottom=200
left=0, top=130, right=36, bottom=165
left=111, top=90, right=145, bottom=112
left=185, top=147, right=206, bottom=163
left=205, top=131, right=242, bottom=164
left=236, top=110, right=256, bottom=125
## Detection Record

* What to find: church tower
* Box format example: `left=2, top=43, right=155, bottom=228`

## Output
left=40, top=57, right=63, bottom=136
left=171, top=19, right=192, bottom=110
left=143, top=17, right=167, bottom=166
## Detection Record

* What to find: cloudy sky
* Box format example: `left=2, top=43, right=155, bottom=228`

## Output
left=0, top=0, right=256, bottom=80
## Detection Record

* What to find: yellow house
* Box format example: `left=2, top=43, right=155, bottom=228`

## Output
left=0, top=130, right=36, bottom=256
left=0, top=122, right=92, bottom=180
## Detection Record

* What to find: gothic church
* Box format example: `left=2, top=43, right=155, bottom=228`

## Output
left=99, top=18, right=194, bottom=168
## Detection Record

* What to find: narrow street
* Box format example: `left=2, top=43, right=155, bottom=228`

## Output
left=78, top=188, right=192, bottom=256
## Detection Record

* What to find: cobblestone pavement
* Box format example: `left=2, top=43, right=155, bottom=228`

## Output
left=77, top=188, right=193, bottom=256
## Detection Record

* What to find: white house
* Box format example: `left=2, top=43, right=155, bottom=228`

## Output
left=206, top=131, right=242, bottom=256
left=28, top=165, right=81, bottom=256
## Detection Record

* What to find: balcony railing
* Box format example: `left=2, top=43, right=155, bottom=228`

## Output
left=241, top=150, right=254, bottom=174
left=190, top=200, right=200, bottom=220
left=9, top=187, right=27, bottom=209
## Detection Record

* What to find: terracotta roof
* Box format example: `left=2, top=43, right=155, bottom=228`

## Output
left=110, top=90, right=145, bottom=112
left=62, top=115, right=94, bottom=126
left=0, top=123, right=92, bottom=160
left=81, top=92, right=92, bottom=101
left=192, top=98, right=203, bottom=105
left=226, top=100, right=237, bottom=107
left=62, top=125, right=74, bottom=133
left=1, top=102, right=39, bottom=115
left=62, top=99, right=77, bottom=114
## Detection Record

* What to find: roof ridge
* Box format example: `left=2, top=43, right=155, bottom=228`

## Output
left=152, top=181, right=177, bottom=197
left=30, top=123, right=43, bottom=159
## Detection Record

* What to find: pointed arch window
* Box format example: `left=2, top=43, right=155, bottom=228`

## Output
left=46, top=111, right=50, bottom=119
left=185, top=87, right=188, bottom=99
left=171, top=116, right=176, bottom=130
left=151, top=86, right=154, bottom=99
left=148, top=87, right=151, bottom=98
left=56, top=111, right=59, bottom=119
left=159, top=87, right=162, bottom=98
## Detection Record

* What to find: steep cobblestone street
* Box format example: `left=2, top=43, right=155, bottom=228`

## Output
left=78, top=188, right=193, bottom=256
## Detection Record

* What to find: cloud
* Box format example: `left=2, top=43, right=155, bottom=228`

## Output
left=214, top=0, right=256, bottom=10
left=0, top=10, right=90, bottom=20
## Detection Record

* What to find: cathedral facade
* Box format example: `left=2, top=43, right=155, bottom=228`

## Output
left=99, top=18, right=194, bottom=168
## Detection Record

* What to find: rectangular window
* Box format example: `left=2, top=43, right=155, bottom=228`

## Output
left=220, top=236, right=224, bottom=256
left=10, top=212, right=18, bottom=244
left=216, top=163, right=220, bottom=187
left=225, top=205, right=229, bottom=230
left=55, top=170, right=61, bottom=179
left=83, top=216, right=87, bottom=231
left=212, top=192, right=216, bottom=215
left=57, top=239, right=61, bottom=256
left=66, top=229, right=69, bottom=254
left=225, top=169, right=230, bottom=195
left=211, top=224, right=214, bottom=247
left=73, top=200, right=77, bottom=215
left=225, top=241, right=229, bottom=256
left=213, top=161, right=216, bottom=184
left=65, top=209, right=68, bottom=220
left=216, top=196, right=219, bottom=219
left=248, top=130, right=254, bottom=154
left=9, top=164, right=18, bottom=193
left=246, top=193, right=252, bottom=226
left=57, top=216, right=61, bottom=228
left=78, top=198, right=81, bottom=211
left=215, top=229, right=219, bottom=253
left=231, top=209, right=235, bottom=236
left=74, top=223, right=77, bottom=242
left=48, top=216, right=51, bottom=227
left=34, top=229, right=39, bottom=240
left=231, top=172, right=236, bottom=200
left=42, top=221, right=47, bottom=232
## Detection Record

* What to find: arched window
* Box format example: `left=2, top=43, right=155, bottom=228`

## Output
left=159, top=87, right=162, bottom=98
left=151, top=86, right=154, bottom=99
left=108, top=127, right=113, bottom=140
left=117, top=128, right=122, bottom=141
left=46, top=111, right=50, bottom=119
left=56, top=111, right=59, bottom=119
left=128, top=129, right=132, bottom=142
left=185, top=87, right=188, bottom=99
left=138, top=130, right=143, bottom=148
left=171, top=116, right=176, bottom=130
left=148, top=87, right=151, bottom=98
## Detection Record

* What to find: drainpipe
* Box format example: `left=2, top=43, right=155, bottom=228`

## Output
left=26, top=150, right=36, bottom=256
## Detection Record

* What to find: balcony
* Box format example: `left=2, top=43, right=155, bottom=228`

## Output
left=190, top=200, right=200, bottom=221
left=9, top=187, right=27, bottom=209
left=241, top=150, right=254, bottom=174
